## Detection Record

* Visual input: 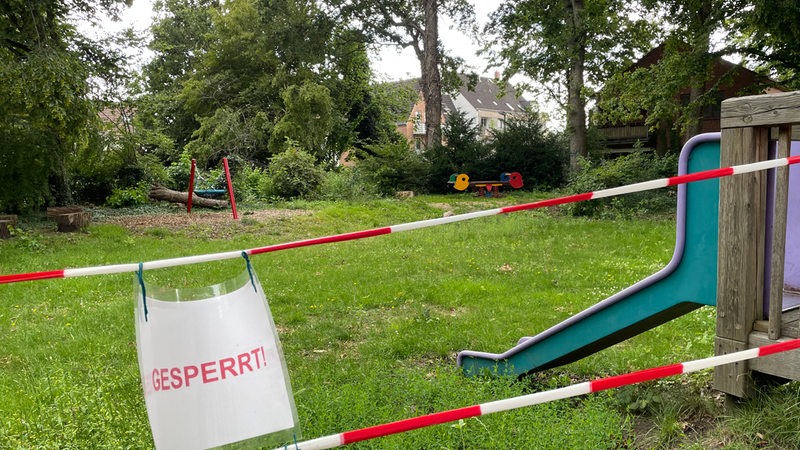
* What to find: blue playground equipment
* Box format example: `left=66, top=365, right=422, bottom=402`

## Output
left=458, top=133, right=723, bottom=376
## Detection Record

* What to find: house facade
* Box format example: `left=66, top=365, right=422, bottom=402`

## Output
left=597, top=44, right=784, bottom=154
left=397, top=75, right=529, bottom=151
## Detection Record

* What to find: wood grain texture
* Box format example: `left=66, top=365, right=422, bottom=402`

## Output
left=721, top=91, right=800, bottom=129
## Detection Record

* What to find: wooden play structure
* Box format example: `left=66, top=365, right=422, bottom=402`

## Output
left=715, top=91, right=800, bottom=398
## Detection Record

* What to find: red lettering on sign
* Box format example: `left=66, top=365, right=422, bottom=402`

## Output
left=201, top=361, right=218, bottom=383
left=184, top=365, right=199, bottom=387
left=160, top=368, right=170, bottom=390
left=220, top=357, right=237, bottom=380
left=238, top=351, right=252, bottom=373
left=152, top=368, right=161, bottom=391
left=170, top=367, right=183, bottom=389
left=150, top=344, right=271, bottom=393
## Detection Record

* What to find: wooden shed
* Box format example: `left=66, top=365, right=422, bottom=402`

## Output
left=715, top=91, right=800, bottom=398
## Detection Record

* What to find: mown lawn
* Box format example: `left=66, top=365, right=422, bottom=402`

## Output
left=1, top=193, right=799, bottom=449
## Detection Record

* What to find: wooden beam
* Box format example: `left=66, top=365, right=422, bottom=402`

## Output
left=749, top=332, right=800, bottom=381
left=721, top=91, right=800, bottom=129
left=715, top=125, right=769, bottom=398
left=768, top=126, right=792, bottom=339
left=716, top=127, right=768, bottom=342
left=713, top=336, right=755, bottom=398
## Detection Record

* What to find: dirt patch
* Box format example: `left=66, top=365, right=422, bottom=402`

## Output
left=100, top=209, right=311, bottom=232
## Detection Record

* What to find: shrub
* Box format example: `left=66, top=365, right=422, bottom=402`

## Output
left=315, top=168, right=380, bottom=201
left=266, top=141, right=324, bottom=199
left=357, top=141, right=431, bottom=195
left=424, top=110, right=490, bottom=192
left=166, top=152, right=194, bottom=191
left=565, top=152, right=679, bottom=218
left=488, top=110, right=569, bottom=189
left=105, top=182, right=150, bottom=208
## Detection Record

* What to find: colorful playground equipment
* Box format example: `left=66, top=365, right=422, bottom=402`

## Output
left=459, top=91, right=800, bottom=399
left=449, top=172, right=524, bottom=197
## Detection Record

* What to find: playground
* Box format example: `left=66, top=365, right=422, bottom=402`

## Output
left=2, top=92, right=800, bottom=448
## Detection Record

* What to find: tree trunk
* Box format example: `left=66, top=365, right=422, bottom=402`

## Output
left=683, top=3, right=713, bottom=143
left=149, top=184, right=229, bottom=209
left=421, top=0, right=442, bottom=148
left=565, top=0, right=587, bottom=172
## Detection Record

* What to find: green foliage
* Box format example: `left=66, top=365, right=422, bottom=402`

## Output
left=269, top=81, right=334, bottom=159
left=105, top=182, right=150, bottom=208
left=489, top=110, right=569, bottom=189
left=565, top=152, right=678, bottom=218
left=356, top=141, right=431, bottom=195
left=735, top=0, right=800, bottom=89
left=0, top=47, right=97, bottom=211
left=484, top=0, right=655, bottom=163
left=266, top=141, right=324, bottom=199
left=315, top=168, right=380, bottom=201
left=424, top=110, right=489, bottom=193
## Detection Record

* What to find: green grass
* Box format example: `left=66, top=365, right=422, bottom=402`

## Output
left=0, top=192, right=798, bottom=448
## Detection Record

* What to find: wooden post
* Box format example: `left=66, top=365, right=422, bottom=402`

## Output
left=187, top=158, right=197, bottom=214
left=715, top=125, right=768, bottom=399
left=768, top=126, right=791, bottom=339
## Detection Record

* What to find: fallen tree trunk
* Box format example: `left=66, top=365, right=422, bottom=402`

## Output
left=149, top=184, right=229, bottom=209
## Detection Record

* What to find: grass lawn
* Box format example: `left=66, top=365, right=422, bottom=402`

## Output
left=2, top=192, right=799, bottom=449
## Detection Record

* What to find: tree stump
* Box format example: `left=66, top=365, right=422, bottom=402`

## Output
left=47, top=206, right=84, bottom=219
left=55, top=212, right=90, bottom=232
left=0, top=220, right=11, bottom=239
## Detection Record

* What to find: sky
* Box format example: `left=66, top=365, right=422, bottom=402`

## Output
left=87, top=0, right=505, bottom=82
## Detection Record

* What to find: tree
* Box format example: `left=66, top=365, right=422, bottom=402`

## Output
left=734, top=0, right=800, bottom=89
left=324, top=0, right=476, bottom=149
left=139, top=0, right=217, bottom=158
left=489, top=110, right=569, bottom=189
left=424, top=110, right=488, bottom=192
left=593, top=0, right=764, bottom=150
left=485, top=0, right=654, bottom=170
left=0, top=0, right=129, bottom=210
left=145, top=0, right=386, bottom=168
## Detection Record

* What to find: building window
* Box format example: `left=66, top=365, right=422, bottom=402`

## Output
left=480, top=117, right=489, bottom=134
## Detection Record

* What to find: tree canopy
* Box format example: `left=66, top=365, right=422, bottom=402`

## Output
left=0, top=0, right=130, bottom=211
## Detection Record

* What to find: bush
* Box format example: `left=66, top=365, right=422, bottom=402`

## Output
left=266, top=141, right=324, bottom=199
left=105, top=182, right=150, bottom=208
left=357, top=141, right=431, bottom=195
left=315, top=168, right=380, bottom=201
left=424, top=111, right=490, bottom=193
left=565, top=152, right=679, bottom=218
left=488, top=110, right=569, bottom=189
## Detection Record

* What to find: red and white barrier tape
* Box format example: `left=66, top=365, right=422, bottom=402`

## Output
left=2, top=155, right=798, bottom=285
left=278, top=338, right=800, bottom=450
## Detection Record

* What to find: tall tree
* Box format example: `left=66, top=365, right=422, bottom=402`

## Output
left=138, top=0, right=216, bottom=158
left=485, top=0, right=654, bottom=170
left=324, top=0, right=476, bottom=148
left=594, top=0, right=760, bottom=150
left=147, top=0, right=385, bottom=167
left=0, top=0, right=129, bottom=210
left=734, top=0, right=800, bottom=89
